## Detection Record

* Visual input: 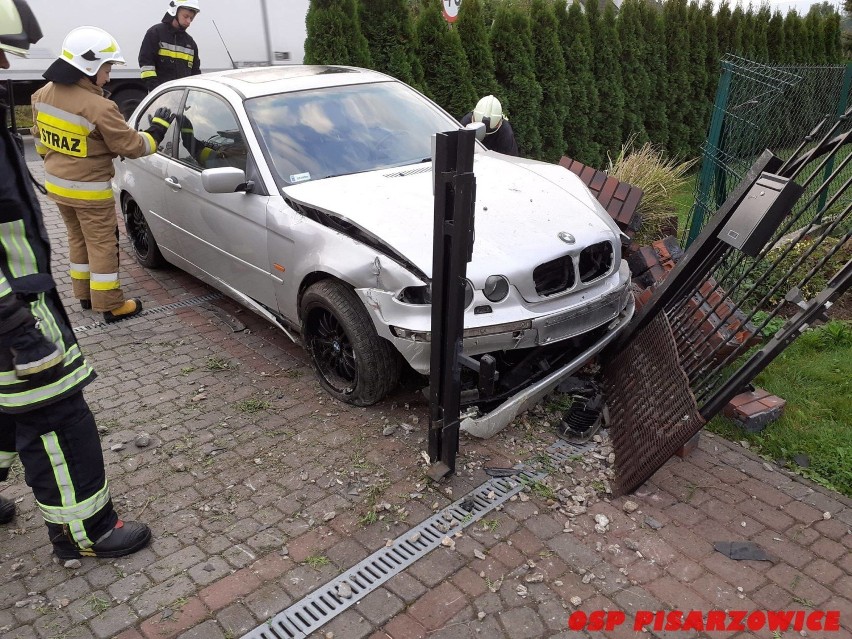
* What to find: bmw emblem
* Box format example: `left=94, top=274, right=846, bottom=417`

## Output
left=558, top=232, right=575, bottom=244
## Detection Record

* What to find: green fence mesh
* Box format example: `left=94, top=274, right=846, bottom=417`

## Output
left=685, top=55, right=852, bottom=246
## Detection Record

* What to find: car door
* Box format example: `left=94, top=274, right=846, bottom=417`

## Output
left=125, top=89, right=185, bottom=257
left=162, top=89, right=276, bottom=309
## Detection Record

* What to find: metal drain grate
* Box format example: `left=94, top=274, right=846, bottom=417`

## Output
left=72, top=293, right=223, bottom=333
left=546, top=437, right=600, bottom=464
left=241, top=467, right=547, bottom=639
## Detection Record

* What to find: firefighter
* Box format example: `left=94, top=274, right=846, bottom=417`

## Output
left=31, top=26, right=175, bottom=321
left=1, top=0, right=152, bottom=558
left=139, top=0, right=201, bottom=92
left=460, top=95, right=520, bottom=157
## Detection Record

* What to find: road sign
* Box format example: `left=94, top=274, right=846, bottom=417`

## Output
left=442, top=0, right=461, bottom=23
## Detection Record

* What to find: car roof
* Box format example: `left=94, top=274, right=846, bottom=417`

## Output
left=177, top=65, right=397, bottom=99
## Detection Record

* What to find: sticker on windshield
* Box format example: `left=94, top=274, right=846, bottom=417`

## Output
left=290, top=172, right=311, bottom=183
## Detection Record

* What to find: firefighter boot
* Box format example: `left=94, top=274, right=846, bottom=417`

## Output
left=49, top=520, right=152, bottom=559
left=0, top=495, right=15, bottom=524
left=103, top=299, right=143, bottom=324
left=80, top=299, right=92, bottom=310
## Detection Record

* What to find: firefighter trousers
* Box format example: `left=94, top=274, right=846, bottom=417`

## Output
left=57, top=203, right=126, bottom=312
left=0, top=392, right=117, bottom=547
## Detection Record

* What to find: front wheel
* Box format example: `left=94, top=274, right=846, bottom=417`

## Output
left=122, top=197, right=166, bottom=268
left=301, top=280, right=401, bottom=406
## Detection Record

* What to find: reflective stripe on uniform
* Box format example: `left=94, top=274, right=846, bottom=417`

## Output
left=70, top=262, right=90, bottom=281
left=141, top=132, right=157, bottom=155
left=90, top=272, right=120, bottom=291
left=158, top=42, right=195, bottom=63
left=44, top=173, right=113, bottom=202
left=0, top=343, right=84, bottom=387
left=0, top=272, right=11, bottom=298
left=34, top=139, right=49, bottom=156
left=0, top=450, right=15, bottom=469
left=140, top=65, right=157, bottom=79
left=0, top=351, right=93, bottom=407
left=34, top=103, right=95, bottom=158
left=0, top=220, right=40, bottom=278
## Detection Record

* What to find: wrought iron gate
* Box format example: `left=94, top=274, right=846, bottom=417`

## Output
left=605, top=98, right=852, bottom=495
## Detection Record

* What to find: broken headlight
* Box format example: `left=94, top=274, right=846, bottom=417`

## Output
left=398, top=285, right=432, bottom=304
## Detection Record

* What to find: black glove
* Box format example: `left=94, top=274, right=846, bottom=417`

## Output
left=5, top=321, right=63, bottom=386
left=144, top=107, right=176, bottom=146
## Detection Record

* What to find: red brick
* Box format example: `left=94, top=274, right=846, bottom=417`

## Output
left=508, top=527, right=545, bottom=556
left=199, top=568, right=262, bottom=611
left=740, top=478, right=793, bottom=507
left=250, top=553, right=294, bottom=582
left=114, top=631, right=145, bottom=639
left=287, top=529, right=334, bottom=563
left=781, top=500, right=825, bottom=525
left=749, top=503, right=795, bottom=530
left=675, top=432, right=701, bottom=458
left=803, top=558, right=844, bottom=585
left=812, top=517, right=851, bottom=540
left=750, top=529, right=815, bottom=568
left=488, top=542, right=527, bottom=570
left=140, top=597, right=209, bottom=639
left=382, top=613, right=427, bottom=639
left=766, top=563, right=833, bottom=605
left=646, top=576, right=712, bottom=610
left=811, top=537, right=847, bottom=562
left=407, top=582, right=467, bottom=631
left=450, top=567, right=487, bottom=598
left=752, top=583, right=794, bottom=609
left=702, top=552, right=767, bottom=592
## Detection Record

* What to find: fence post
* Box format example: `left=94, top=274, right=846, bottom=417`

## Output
left=816, top=63, right=852, bottom=214
left=686, top=61, right=733, bottom=247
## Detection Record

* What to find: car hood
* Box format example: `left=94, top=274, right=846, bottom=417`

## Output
left=281, top=153, right=619, bottom=282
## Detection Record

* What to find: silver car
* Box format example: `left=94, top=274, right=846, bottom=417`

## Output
left=114, top=66, right=634, bottom=436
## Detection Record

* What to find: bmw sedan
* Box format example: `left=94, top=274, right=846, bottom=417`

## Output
left=113, top=66, right=634, bottom=437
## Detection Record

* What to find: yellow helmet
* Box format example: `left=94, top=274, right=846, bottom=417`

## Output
left=473, top=95, right=505, bottom=134
left=0, top=0, right=42, bottom=57
left=59, top=26, right=125, bottom=76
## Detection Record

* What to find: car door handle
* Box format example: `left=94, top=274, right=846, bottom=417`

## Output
left=164, top=177, right=182, bottom=190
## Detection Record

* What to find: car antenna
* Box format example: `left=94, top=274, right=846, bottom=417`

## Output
left=212, top=20, right=237, bottom=69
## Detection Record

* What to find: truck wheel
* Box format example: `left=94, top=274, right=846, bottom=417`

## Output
left=122, top=197, right=166, bottom=268
left=301, top=280, right=401, bottom=406
left=114, top=88, right=147, bottom=120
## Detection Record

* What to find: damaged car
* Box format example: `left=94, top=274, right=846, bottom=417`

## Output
left=113, top=66, right=635, bottom=436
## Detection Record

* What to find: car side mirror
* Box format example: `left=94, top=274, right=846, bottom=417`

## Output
left=201, top=167, right=252, bottom=193
left=464, top=121, right=486, bottom=142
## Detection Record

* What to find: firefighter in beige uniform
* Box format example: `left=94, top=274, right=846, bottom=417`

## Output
left=31, top=26, right=173, bottom=322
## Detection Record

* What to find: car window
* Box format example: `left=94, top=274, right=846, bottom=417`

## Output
left=136, top=90, right=183, bottom=155
left=177, top=90, right=247, bottom=173
left=245, top=81, right=461, bottom=185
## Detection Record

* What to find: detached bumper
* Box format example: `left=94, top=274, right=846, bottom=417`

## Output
left=460, top=294, right=635, bottom=438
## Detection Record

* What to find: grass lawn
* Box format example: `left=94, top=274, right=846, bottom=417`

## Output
left=707, top=321, right=852, bottom=497
left=13, top=105, right=33, bottom=129
left=671, top=170, right=698, bottom=232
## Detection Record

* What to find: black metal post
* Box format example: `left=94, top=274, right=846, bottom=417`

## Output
left=427, top=129, right=476, bottom=481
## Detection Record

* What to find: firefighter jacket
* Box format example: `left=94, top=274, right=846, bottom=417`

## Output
left=0, top=99, right=96, bottom=413
left=31, top=79, right=158, bottom=209
left=138, top=16, right=200, bottom=92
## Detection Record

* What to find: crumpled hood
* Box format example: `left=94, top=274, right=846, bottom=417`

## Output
left=282, top=153, right=619, bottom=282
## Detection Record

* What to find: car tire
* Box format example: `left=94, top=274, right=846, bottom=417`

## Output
left=122, top=197, right=166, bottom=268
left=301, top=280, right=401, bottom=406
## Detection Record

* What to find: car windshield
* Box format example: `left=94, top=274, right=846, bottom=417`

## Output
left=245, top=81, right=461, bottom=185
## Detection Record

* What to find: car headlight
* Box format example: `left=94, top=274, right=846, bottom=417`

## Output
left=399, top=285, right=431, bottom=304
left=483, top=275, right=509, bottom=302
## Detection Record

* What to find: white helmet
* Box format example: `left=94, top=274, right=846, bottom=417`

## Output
left=0, top=0, right=42, bottom=57
left=473, top=95, right=505, bottom=134
left=167, top=0, right=200, bottom=17
left=59, top=26, right=124, bottom=76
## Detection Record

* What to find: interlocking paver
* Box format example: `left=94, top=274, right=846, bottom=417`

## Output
left=2, top=164, right=851, bottom=639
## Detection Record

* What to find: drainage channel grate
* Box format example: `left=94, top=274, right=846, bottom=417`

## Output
left=72, top=293, right=223, bottom=333
left=241, top=467, right=547, bottom=639
left=241, top=433, right=601, bottom=639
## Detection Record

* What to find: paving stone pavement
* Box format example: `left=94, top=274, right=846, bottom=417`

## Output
left=0, top=162, right=850, bottom=639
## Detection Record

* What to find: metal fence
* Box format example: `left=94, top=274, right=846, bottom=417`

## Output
left=686, top=56, right=852, bottom=246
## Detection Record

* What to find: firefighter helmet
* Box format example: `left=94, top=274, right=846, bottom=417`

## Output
left=0, top=0, right=42, bottom=57
left=58, top=26, right=125, bottom=76
left=472, top=95, right=505, bottom=134
left=167, top=0, right=200, bottom=17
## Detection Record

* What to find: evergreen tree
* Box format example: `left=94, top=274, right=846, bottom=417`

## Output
left=687, top=0, right=709, bottom=154
left=359, top=0, right=423, bottom=87
left=753, top=5, right=771, bottom=61
left=529, top=0, right=567, bottom=162
left=823, top=10, right=842, bottom=62
left=304, top=0, right=371, bottom=66
left=557, top=1, right=601, bottom=166
left=640, top=0, right=668, bottom=150
left=767, top=10, right=786, bottom=62
left=490, top=1, right=542, bottom=157
left=784, top=11, right=807, bottom=62
left=415, top=0, right=478, bottom=118
left=456, top=0, right=500, bottom=99
left=663, top=0, right=691, bottom=158
left=588, top=0, right=625, bottom=161
left=730, top=5, right=745, bottom=55
left=618, top=0, right=650, bottom=145
left=716, top=0, right=733, bottom=56
left=702, top=0, right=719, bottom=106
left=741, top=5, right=756, bottom=59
